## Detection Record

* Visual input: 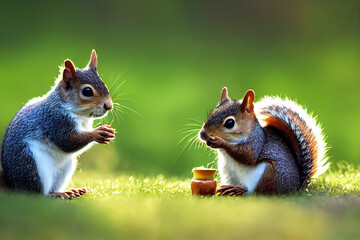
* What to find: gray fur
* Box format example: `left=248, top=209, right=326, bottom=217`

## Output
left=1, top=89, right=77, bottom=193
left=1, top=64, right=108, bottom=194
left=246, top=122, right=266, bottom=160
left=76, top=66, right=109, bottom=96
left=205, top=99, right=241, bottom=129
left=259, top=127, right=301, bottom=193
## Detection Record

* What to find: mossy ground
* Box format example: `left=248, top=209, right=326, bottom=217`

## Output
left=0, top=165, right=359, bottom=240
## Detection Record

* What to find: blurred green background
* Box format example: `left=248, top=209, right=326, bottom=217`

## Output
left=0, top=0, right=359, bottom=177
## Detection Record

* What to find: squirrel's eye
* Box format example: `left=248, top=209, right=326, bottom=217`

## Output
left=81, top=87, right=94, bottom=97
left=224, top=118, right=235, bottom=129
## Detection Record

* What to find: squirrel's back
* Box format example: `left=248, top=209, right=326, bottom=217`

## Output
left=255, top=96, right=329, bottom=186
left=2, top=88, right=72, bottom=148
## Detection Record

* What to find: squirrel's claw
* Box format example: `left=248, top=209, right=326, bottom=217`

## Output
left=50, top=187, right=87, bottom=200
left=98, top=125, right=115, bottom=134
left=92, top=125, right=116, bottom=144
left=217, top=185, right=247, bottom=196
left=49, top=192, right=75, bottom=200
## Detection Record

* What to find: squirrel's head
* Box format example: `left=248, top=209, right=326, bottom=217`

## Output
left=59, top=50, right=113, bottom=118
left=200, top=88, right=257, bottom=147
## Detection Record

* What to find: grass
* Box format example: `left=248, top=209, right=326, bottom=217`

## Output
left=0, top=165, right=359, bottom=240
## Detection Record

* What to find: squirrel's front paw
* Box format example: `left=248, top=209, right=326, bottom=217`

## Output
left=217, top=185, right=247, bottom=196
left=92, top=125, right=115, bottom=144
left=206, top=138, right=224, bottom=149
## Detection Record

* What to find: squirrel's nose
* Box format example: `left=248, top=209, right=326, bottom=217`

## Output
left=104, top=99, right=113, bottom=111
left=104, top=103, right=112, bottom=111
left=199, top=129, right=210, bottom=141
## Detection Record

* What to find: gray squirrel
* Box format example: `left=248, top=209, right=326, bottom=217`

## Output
left=200, top=88, right=329, bottom=195
left=0, top=50, right=115, bottom=199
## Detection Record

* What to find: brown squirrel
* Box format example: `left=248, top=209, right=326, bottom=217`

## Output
left=200, top=88, right=329, bottom=195
left=1, top=50, right=115, bottom=199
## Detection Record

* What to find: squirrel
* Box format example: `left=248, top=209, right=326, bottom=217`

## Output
left=200, top=87, right=329, bottom=196
left=0, top=50, right=115, bottom=199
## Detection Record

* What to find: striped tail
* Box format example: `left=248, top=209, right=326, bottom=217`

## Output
left=255, top=96, right=329, bottom=186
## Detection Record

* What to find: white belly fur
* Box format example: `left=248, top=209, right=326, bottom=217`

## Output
left=28, top=139, right=77, bottom=195
left=71, top=113, right=95, bottom=155
left=27, top=115, right=94, bottom=195
left=217, top=149, right=267, bottom=194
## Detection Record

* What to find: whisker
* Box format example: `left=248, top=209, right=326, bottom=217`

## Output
left=115, top=110, right=122, bottom=123
left=111, top=92, right=128, bottom=100
left=112, top=80, right=127, bottom=97
left=109, top=66, right=130, bottom=92
left=108, top=111, right=114, bottom=125
left=184, top=123, right=202, bottom=127
left=112, top=108, right=122, bottom=124
left=109, top=73, right=120, bottom=91
left=115, top=104, right=142, bottom=118
left=175, top=117, right=209, bottom=162
left=114, top=107, right=125, bottom=115
left=113, top=105, right=124, bottom=116
left=197, top=138, right=206, bottom=149
left=177, top=131, right=198, bottom=147
left=112, top=110, right=118, bottom=125
left=188, top=134, right=200, bottom=151
left=177, top=128, right=200, bottom=134
left=112, top=97, right=133, bottom=101
left=193, top=136, right=202, bottom=149
left=177, top=136, right=196, bottom=160
left=113, top=104, right=125, bottom=112
left=183, top=118, right=203, bottom=124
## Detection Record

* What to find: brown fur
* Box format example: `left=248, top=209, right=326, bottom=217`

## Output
left=220, top=87, right=229, bottom=102
left=235, top=109, right=256, bottom=136
left=201, top=88, right=325, bottom=195
left=76, top=84, right=102, bottom=110
left=204, top=95, right=257, bottom=145
left=240, top=90, right=255, bottom=113
left=255, top=160, right=277, bottom=194
left=207, top=115, right=254, bottom=144
left=202, top=90, right=260, bottom=166
left=221, top=141, right=258, bottom=165
left=71, top=125, right=115, bottom=147
left=65, top=60, right=77, bottom=81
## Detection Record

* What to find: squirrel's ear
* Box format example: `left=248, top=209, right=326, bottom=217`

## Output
left=64, top=60, right=76, bottom=81
left=88, top=49, right=98, bottom=69
left=220, top=87, right=230, bottom=102
left=62, top=68, right=73, bottom=85
left=240, top=89, right=255, bottom=113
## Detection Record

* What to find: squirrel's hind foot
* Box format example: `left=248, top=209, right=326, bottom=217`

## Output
left=50, top=187, right=87, bottom=200
left=216, top=185, right=247, bottom=196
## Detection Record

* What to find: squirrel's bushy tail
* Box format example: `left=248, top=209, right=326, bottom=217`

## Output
left=0, top=143, right=6, bottom=190
left=255, top=96, right=329, bottom=186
